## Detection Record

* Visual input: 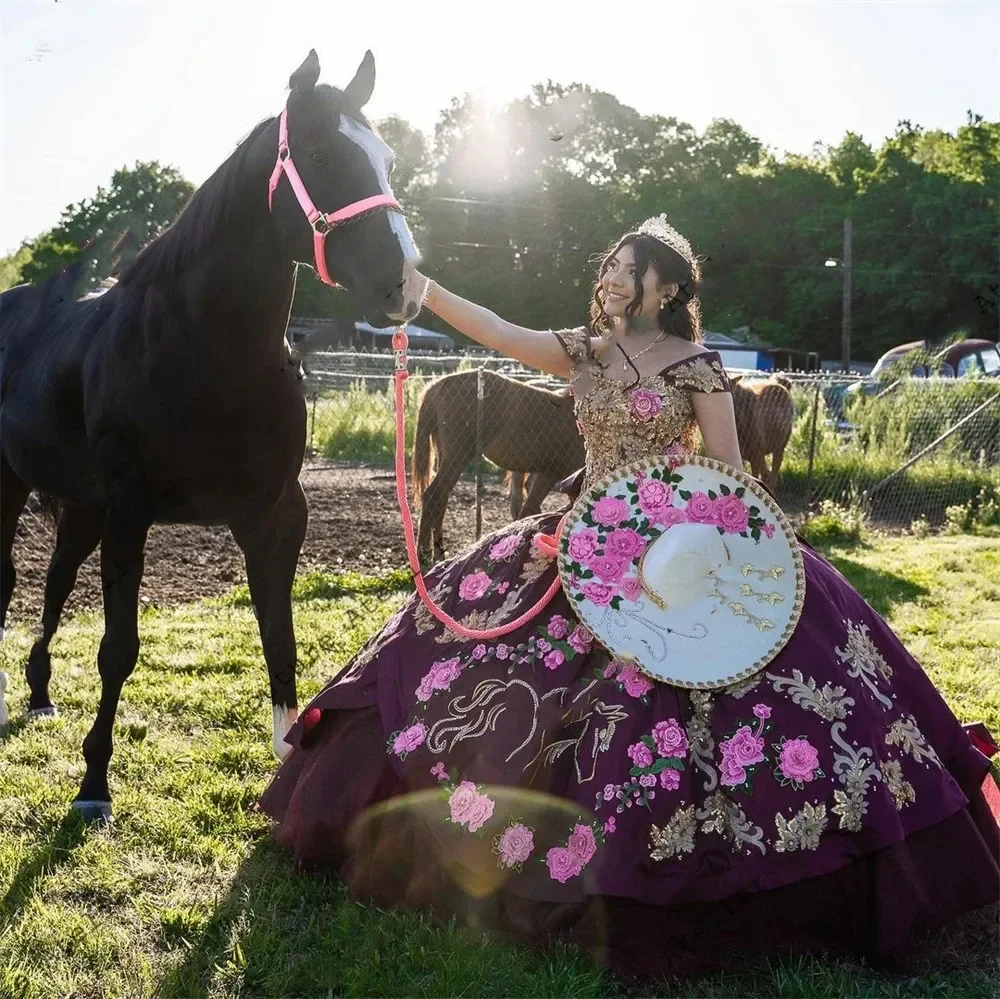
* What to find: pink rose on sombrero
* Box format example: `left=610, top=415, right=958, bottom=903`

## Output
left=582, top=581, right=616, bottom=606
left=592, top=496, right=630, bottom=526
left=606, top=528, right=646, bottom=560
left=591, top=554, right=628, bottom=583
left=620, top=576, right=642, bottom=602
left=638, top=479, right=675, bottom=524
left=568, top=528, right=600, bottom=564
left=685, top=491, right=718, bottom=525
left=714, top=494, right=750, bottom=534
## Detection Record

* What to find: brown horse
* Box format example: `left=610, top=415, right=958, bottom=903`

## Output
left=412, top=370, right=584, bottom=557
left=730, top=374, right=794, bottom=492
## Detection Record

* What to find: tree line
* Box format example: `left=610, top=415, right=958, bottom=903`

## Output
left=3, top=81, right=997, bottom=362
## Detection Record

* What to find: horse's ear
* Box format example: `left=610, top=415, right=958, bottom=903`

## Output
left=729, top=373, right=744, bottom=385
left=289, top=50, right=321, bottom=94
left=343, top=50, right=375, bottom=109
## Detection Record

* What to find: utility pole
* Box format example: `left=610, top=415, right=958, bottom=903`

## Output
left=841, top=218, right=853, bottom=373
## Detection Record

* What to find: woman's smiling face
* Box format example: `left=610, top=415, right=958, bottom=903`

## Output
left=600, top=242, right=672, bottom=323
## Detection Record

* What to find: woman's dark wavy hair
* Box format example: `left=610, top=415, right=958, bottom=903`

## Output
left=588, top=230, right=704, bottom=345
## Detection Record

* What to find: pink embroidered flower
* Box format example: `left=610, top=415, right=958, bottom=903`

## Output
left=392, top=723, right=427, bottom=755
left=567, top=626, right=594, bottom=654
left=430, top=762, right=448, bottom=781
left=497, top=581, right=510, bottom=594
left=544, top=649, right=566, bottom=670
left=603, top=783, right=617, bottom=801
left=489, top=534, right=521, bottom=561
left=458, top=571, right=491, bottom=601
left=652, top=718, right=689, bottom=758
left=592, top=496, right=630, bottom=527
left=582, top=581, right=616, bottom=607
left=779, top=738, right=821, bottom=783
left=495, top=644, right=510, bottom=661
left=603, top=816, right=617, bottom=835
left=591, top=554, right=628, bottom=583
left=547, top=615, right=570, bottom=639
left=714, top=494, right=750, bottom=534
left=568, top=528, right=600, bottom=564
left=639, top=773, right=657, bottom=788
left=753, top=703, right=772, bottom=720
left=606, top=528, right=646, bottom=560
left=416, top=657, right=464, bottom=702
left=665, top=442, right=687, bottom=469
left=537, top=639, right=551, bottom=654
left=763, top=522, right=776, bottom=539
left=546, top=846, right=583, bottom=883
left=659, top=507, right=688, bottom=527
left=472, top=644, right=487, bottom=660
left=718, top=726, right=766, bottom=787
left=629, top=388, right=663, bottom=422
left=567, top=823, right=597, bottom=865
left=659, top=769, right=681, bottom=790
left=685, top=491, right=718, bottom=524
left=618, top=664, right=654, bottom=698
left=497, top=823, right=534, bottom=867
left=627, top=741, right=654, bottom=768
left=638, top=479, right=674, bottom=522
left=620, top=576, right=642, bottom=602
left=603, top=661, right=620, bottom=678
left=449, top=781, right=495, bottom=832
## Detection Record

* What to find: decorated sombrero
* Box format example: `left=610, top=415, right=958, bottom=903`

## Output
left=557, top=455, right=805, bottom=689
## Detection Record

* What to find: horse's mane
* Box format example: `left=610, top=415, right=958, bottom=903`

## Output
left=121, top=117, right=275, bottom=286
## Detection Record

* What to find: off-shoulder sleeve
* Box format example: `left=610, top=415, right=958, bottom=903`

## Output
left=551, top=326, right=592, bottom=369
left=669, top=351, right=731, bottom=393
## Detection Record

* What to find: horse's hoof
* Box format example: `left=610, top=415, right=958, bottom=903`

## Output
left=71, top=799, right=113, bottom=824
left=27, top=706, right=59, bottom=719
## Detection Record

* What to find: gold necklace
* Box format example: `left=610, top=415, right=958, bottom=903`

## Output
left=618, top=332, right=666, bottom=372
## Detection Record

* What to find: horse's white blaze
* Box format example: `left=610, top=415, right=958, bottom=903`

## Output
left=272, top=704, right=298, bottom=761
left=338, top=116, right=419, bottom=263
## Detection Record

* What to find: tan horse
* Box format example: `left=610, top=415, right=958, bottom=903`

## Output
left=730, top=374, right=794, bottom=492
left=413, top=370, right=585, bottom=557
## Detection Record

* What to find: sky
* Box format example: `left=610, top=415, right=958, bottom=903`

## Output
left=1, top=0, right=998, bottom=255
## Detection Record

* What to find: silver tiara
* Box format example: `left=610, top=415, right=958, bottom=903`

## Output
left=635, top=214, right=694, bottom=264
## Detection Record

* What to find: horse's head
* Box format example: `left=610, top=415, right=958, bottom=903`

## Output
left=268, top=50, right=421, bottom=326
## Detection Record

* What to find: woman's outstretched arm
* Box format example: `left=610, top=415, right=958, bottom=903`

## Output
left=419, top=276, right=576, bottom=378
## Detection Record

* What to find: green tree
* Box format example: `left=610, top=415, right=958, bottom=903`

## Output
left=0, top=244, right=33, bottom=293
left=20, top=161, right=194, bottom=289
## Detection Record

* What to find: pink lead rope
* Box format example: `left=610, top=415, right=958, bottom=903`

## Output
left=391, top=329, right=567, bottom=639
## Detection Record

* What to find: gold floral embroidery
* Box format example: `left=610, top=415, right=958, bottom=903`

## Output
left=882, top=759, right=916, bottom=809
left=519, top=548, right=553, bottom=584
left=671, top=356, right=729, bottom=394
left=774, top=801, right=828, bottom=852
left=768, top=669, right=851, bottom=721
left=649, top=804, right=697, bottom=860
left=687, top=690, right=718, bottom=792
left=697, top=793, right=766, bottom=854
left=830, top=720, right=881, bottom=831
left=835, top=620, right=894, bottom=710
left=885, top=715, right=942, bottom=768
left=723, top=675, right=764, bottom=700
left=414, top=577, right=454, bottom=637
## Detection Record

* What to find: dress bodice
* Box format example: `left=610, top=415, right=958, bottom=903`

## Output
left=554, top=327, right=731, bottom=484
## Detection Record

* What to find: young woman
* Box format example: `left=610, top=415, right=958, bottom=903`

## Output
left=259, top=216, right=998, bottom=979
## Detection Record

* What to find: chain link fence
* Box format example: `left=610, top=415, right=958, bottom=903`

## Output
left=298, top=351, right=1000, bottom=562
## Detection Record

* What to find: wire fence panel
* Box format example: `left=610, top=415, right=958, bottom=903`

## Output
left=297, top=354, right=1000, bottom=567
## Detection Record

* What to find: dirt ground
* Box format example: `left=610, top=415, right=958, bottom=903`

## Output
left=6, top=463, right=567, bottom=624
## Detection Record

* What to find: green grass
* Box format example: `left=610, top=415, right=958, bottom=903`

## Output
left=0, top=537, right=997, bottom=998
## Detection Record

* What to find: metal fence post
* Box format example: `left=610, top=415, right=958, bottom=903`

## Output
left=804, top=380, right=821, bottom=509
left=475, top=366, right=484, bottom=540
left=309, top=391, right=318, bottom=458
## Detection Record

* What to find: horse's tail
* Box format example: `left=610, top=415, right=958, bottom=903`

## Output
left=412, top=386, right=437, bottom=507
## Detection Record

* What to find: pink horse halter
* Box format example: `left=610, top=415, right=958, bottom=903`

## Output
left=267, top=104, right=402, bottom=286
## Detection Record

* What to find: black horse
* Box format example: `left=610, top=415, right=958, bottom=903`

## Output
left=0, top=50, right=421, bottom=821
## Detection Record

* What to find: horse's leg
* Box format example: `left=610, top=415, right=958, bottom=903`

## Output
left=230, top=480, right=307, bottom=761
left=0, top=456, right=31, bottom=640
left=74, top=487, right=150, bottom=821
left=26, top=506, right=103, bottom=716
left=520, top=473, right=557, bottom=517
left=508, top=472, right=525, bottom=520
left=421, top=459, right=463, bottom=561
left=768, top=442, right=786, bottom=493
